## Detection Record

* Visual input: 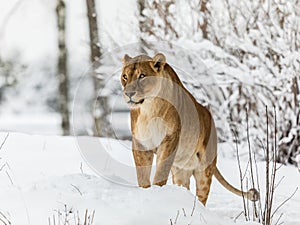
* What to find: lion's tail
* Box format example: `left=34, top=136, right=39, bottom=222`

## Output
left=214, top=167, right=259, bottom=201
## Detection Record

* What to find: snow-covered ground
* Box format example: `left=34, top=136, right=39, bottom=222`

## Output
left=0, top=132, right=299, bottom=225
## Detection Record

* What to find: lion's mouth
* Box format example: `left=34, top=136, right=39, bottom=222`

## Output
left=127, top=99, right=144, bottom=105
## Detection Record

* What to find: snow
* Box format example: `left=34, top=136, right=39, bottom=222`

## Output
left=0, top=114, right=60, bottom=135
left=0, top=132, right=299, bottom=225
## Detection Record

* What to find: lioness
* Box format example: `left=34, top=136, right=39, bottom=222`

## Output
left=121, top=53, right=258, bottom=205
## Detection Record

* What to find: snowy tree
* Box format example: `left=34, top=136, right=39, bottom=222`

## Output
left=207, top=0, right=300, bottom=163
left=139, top=0, right=300, bottom=164
left=140, top=0, right=209, bottom=42
left=0, top=57, right=25, bottom=108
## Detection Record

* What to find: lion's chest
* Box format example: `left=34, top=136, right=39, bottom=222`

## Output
left=133, top=114, right=170, bottom=150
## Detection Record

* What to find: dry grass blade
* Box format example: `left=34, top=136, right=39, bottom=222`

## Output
left=0, top=133, right=9, bottom=151
left=90, top=210, right=95, bottom=225
left=70, top=184, right=82, bottom=196
left=174, top=210, right=179, bottom=224
left=84, top=209, right=88, bottom=225
left=0, top=211, right=11, bottom=225
left=190, top=196, right=197, bottom=216
left=182, top=208, right=186, bottom=217
left=49, top=206, right=95, bottom=225
left=5, top=171, right=14, bottom=185
left=0, top=164, right=5, bottom=172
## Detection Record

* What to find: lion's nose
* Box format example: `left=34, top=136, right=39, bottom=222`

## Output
left=125, top=91, right=136, bottom=98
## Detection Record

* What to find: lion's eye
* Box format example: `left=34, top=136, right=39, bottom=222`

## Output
left=122, top=74, right=128, bottom=81
left=139, top=74, right=146, bottom=79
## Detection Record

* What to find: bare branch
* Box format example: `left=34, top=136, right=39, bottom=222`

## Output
left=267, top=107, right=278, bottom=223
left=234, top=211, right=244, bottom=223
left=232, top=128, right=248, bottom=220
left=253, top=149, right=262, bottom=223
left=264, top=106, right=270, bottom=224
left=246, top=109, right=259, bottom=220
left=271, top=187, right=298, bottom=218
left=246, top=109, right=255, bottom=189
left=274, top=176, right=285, bottom=190
left=274, top=213, right=283, bottom=225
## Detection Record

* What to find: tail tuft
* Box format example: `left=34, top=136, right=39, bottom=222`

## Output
left=214, top=168, right=260, bottom=201
left=246, top=188, right=260, bottom=202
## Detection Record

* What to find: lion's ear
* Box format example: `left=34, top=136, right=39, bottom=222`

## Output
left=122, top=54, right=132, bottom=64
left=151, top=53, right=166, bottom=72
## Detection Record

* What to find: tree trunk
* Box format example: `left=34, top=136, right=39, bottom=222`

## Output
left=292, top=76, right=299, bottom=108
left=137, top=0, right=147, bottom=53
left=86, top=0, right=112, bottom=137
left=56, top=0, right=70, bottom=135
left=199, top=0, right=208, bottom=39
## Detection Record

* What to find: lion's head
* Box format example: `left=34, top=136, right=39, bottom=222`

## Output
left=120, top=53, right=167, bottom=108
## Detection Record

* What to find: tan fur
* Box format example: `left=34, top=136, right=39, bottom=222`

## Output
left=121, top=53, right=259, bottom=205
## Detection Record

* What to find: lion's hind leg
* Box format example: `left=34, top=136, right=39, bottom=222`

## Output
left=193, top=160, right=216, bottom=206
left=171, top=166, right=193, bottom=190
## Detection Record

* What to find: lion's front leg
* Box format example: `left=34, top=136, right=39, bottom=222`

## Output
left=153, top=133, right=179, bottom=186
left=132, top=138, right=154, bottom=188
